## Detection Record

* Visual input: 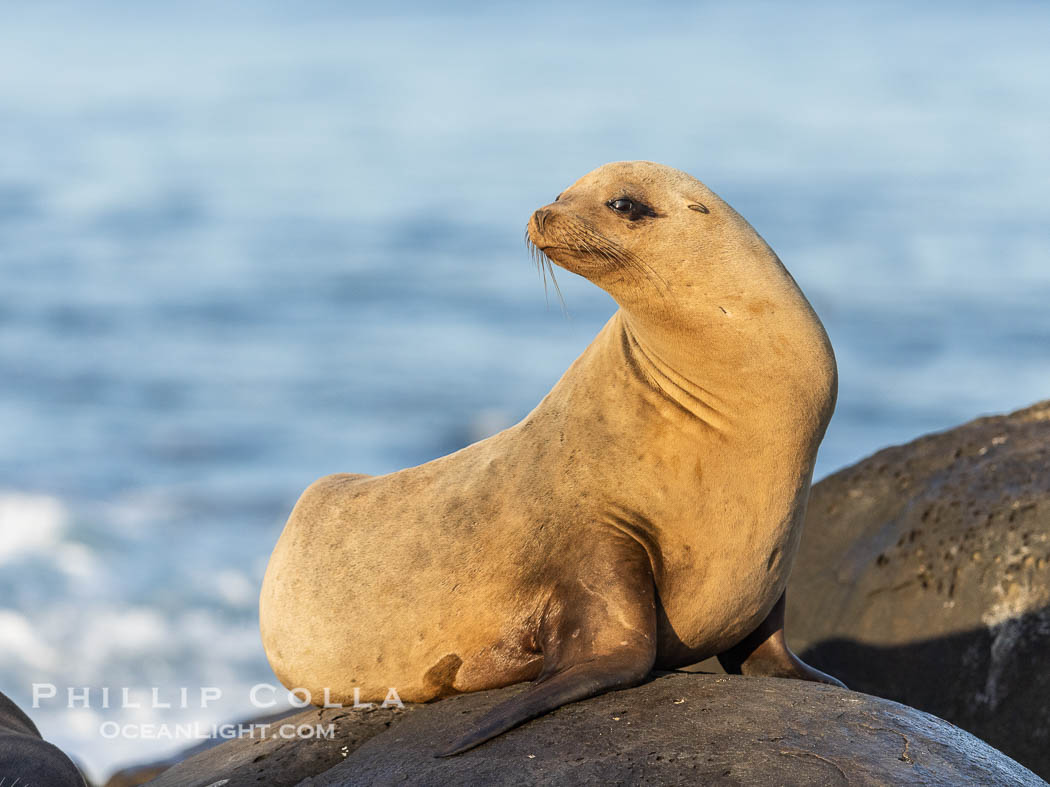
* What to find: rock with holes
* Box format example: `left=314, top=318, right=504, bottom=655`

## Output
left=787, top=400, right=1050, bottom=779
left=300, top=672, right=1041, bottom=786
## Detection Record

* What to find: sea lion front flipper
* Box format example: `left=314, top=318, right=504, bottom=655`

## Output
left=436, top=538, right=658, bottom=757
left=716, top=590, right=845, bottom=688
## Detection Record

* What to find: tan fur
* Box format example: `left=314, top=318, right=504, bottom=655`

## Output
left=259, top=161, right=836, bottom=706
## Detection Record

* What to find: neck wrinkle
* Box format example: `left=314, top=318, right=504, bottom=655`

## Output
left=619, top=314, right=732, bottom=434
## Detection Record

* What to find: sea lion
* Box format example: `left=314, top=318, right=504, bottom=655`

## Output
left=259, top=161, right=843, bottom=756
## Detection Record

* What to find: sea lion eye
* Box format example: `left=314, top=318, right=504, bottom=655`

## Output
left=606, top=197, right=660, bottom=221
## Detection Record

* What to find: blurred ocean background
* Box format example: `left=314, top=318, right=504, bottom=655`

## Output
left=1, top=1, right=1048, bottom=779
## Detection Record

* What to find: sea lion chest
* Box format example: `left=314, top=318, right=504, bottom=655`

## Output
left=520, top=317, right=811, bottom=663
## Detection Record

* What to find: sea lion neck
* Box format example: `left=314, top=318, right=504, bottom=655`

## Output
left=615, top=312, right=732, bottom=431
left=611, top=256, right=837, bottom=436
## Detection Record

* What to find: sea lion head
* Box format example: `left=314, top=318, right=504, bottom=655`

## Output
left=527, top=161, right=777, bottom=314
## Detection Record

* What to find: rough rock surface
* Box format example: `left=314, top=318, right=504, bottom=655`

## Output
left=788, top=400, right=1050, bottom=778
left=103, top=709, right=303, bottom=786
left=0, top=690, right=87, bottom=786
left=143, top=704, right=416, bottom=787
left=132, top=673, right=1045, bottom=785
left=302, top=673, right=1042, bottom=786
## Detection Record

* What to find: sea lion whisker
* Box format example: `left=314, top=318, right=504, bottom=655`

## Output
left=589, top=238, right=670, bottom=301
left=545, top=256, right=568, bottom=315
left=585, top=229, right=670, bottom=298
left=525, top=234, right=546, bottom=284
left=525, top=234, right=568, bottom=314
left=631, top=257, right=673, bottom=301
left=540, top=256, right=550, bottom=303
left=565, top=222, right=671, bottom=300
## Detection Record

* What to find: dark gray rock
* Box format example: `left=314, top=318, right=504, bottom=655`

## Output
left=788, top=400, right=1050, bottom=778
left=104, top=709, right=301, bottom=786
left=144, top=704, right=416, bottom=787
left=303, top=672, right=1043, bottom=786
left=0, top=690, right=86, bottom=786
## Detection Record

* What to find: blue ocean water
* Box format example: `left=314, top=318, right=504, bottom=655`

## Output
left=1, top=1, right=1048, bottom=778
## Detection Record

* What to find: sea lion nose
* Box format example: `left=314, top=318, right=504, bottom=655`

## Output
left=532, top=208, right=551, bottom=232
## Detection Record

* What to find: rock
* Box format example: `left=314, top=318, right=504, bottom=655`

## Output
left=143, top=704, right=416, bottom=787
left=103, top=709, right=302, bottom=787
left=302, top=672, right=1042, bottom=786
left=103, top=763, right=168, bottom=787
left=788, top=400, right=1050, bottom=778
left=0, top=690, right=86, bottom=786
left=113, top=673, right=1041, bottom=785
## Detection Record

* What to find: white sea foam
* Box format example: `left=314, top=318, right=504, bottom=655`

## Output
left=0, top=492, right=67, bottom=562
left=0, top=488, right=274, bottom=780
left=0, top=608, right=59, bottom=670
left=54, top=541, right=101, bottom=583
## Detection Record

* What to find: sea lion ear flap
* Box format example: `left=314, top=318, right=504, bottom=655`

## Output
left=687, top=203, right=709, bottom=214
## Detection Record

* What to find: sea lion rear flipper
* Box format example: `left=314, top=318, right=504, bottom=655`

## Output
left=436, top=538, right=659, bottom=756
left=716, top=590, right=845, bottom=687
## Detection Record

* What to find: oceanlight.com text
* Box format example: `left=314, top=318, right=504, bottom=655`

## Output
left=98, top=721, right=337, bottom=741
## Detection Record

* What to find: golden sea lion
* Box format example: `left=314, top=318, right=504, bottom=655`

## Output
left=259, top=161, right=843, bottom=756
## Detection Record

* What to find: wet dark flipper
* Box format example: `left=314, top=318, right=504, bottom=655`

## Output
left=717, top=590, right=845, bottom=688
left=436, top=535, right=658, bottom=756
left=436, top=654, right=653, bottom=756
